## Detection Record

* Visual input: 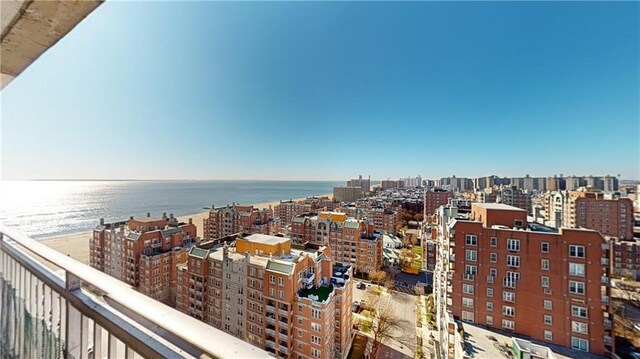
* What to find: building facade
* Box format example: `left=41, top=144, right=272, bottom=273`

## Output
left=433, top=203, right=614, bottom=358
left=90, top=213, right=197, bottom=306
left=176, top=233, right=353, bottom=359
left=290, top=212, right=383, bottom=275
left=424, top=188, right=454, bottom=217
left=203, top=204, right=276, bottom=241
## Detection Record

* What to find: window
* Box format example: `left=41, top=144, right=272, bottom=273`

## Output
left=278, top=277, right=284, bottom=286
left=486, top=288, right=493, bottom=297
left=507, top=239, right=520, bottom=251
left=544, top=315, right=552, bottom=325
left=490, top=253, right=497, bottom=263
left=543, top=300, right=552, bottom=310
left=311, top=309, right=321, bottom=319
left=569, top=263, right=585, bottom=277
left=465, top=250, right=477, bottom=261
left=569, top=281, right=585, bottom=295
left=311, top=323, right=322, bottom=332
left=486, top=315, right=493, bottom=325
left=311, top=335, right=321, bottom=345
left=544, top=330, right=553, bottom=341
left=571, top=337, right=589, bottom=352
left=502, top=306, right=515, bottom=317
left=541, top=259, right=549, bottom=271
left=462, top=297, right=474, bottom=308
left=461, top=311, right=474, bottom=322
left=572, top=321, right=588, bottom=334
left=489, top=268, right=498, bottom=277
left=486, top=301, right=493, bottom=311
left=569, top=245, right=585, bottom=258
left=506, top=255, right=520, bottom=267
left=572, top=306, right=588, bottom=318
left=490, top=237, right=497, bottom=247
left=502, top=319, right=515, bottom=330
left=464, top=265, right=477, bottom=276
left=463, top=284, right=474, bottom=294
left=466, top=235, right=477, bottom=246
left=541, top=276, right=549, bottom=288
left=541, top=242, right=549, bottom=253
left=311, top=348, right=321, bottom=358
left=269, top=275, right=275, bottom=284
left=503, top=291, right=515, bottom=302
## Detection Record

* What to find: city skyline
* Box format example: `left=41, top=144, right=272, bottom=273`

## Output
left=2, top=1, right=639, bottom=181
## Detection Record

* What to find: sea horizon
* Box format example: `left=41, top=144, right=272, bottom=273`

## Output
left=0, top=180, right=348, bottom=239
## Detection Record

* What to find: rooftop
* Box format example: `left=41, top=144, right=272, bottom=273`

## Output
left=244, top=233, right=289, bottom=245
left=299, top=285, right=334, bottom=302
left=473, top=203, right=526, bottom=211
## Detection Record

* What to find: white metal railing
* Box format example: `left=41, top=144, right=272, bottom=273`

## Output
left=0, top=225, right=268, bottom=359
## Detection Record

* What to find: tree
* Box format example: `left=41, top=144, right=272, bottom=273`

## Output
left=368, top=296, right=403, bottom=359
left=368, top=270, right=387, bottom=287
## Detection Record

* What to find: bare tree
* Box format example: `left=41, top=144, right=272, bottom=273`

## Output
left=368, top=270, right=387, bottom=287
left=368, top=296, right=403, bottom=359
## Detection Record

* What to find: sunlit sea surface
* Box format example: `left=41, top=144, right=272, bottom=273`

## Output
left=0, top=180, right=341, bottom=239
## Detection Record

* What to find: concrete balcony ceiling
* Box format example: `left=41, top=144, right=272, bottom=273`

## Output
left=1, top=0, right=103, bottom=88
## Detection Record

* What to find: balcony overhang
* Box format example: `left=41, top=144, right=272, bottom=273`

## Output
left=1, top=0, right=103, bottom=89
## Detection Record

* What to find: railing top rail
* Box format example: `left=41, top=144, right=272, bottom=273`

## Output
left=0, top=224, right=269, bottom=359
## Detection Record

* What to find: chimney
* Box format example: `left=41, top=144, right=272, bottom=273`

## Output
left=99, top=218, right=104, bottom=225
left=189, top=218, right=193, bottom=225
left=163, top=212, right=167, bottom=219
left=170, top=213, right=174, bottom=218
left=129, top=216, right=134, bottom=220
left=147, top=212, right=151, bottom=218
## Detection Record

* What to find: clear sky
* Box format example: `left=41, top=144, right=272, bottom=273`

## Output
left=1, top=1, right=638, bottom=181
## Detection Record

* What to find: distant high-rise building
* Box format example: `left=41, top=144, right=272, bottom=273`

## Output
left=347, top=174, right=371, bottom=196
left=333, top=186, right=364, bottom=203
left=424, top=188, right=454, bottom=217
left=499, top=187, right=531, bottom=213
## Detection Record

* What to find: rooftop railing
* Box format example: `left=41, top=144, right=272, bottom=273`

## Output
left=0, top=224, right=268, bottom=359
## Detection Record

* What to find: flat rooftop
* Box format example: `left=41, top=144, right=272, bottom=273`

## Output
left=243, top=233, right=289, bottom=245
left=473, top=203, right=526, bottom=211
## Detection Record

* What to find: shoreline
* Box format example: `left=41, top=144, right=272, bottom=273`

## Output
left=39, top=192, right=333, bottom=264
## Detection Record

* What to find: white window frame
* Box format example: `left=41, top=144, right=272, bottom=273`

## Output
left=507, top=239, right=520, bottom=251
left=569, top=245, right=585, bottom=258
left=571, top=306, right=588, bottom=318
left=569, top=262, right=585, bottom=277
left=571, top=337, right=589, bottom=352
left=466, top=234, right=477, bottom=246
left=569, top=280, right=585, bottom=295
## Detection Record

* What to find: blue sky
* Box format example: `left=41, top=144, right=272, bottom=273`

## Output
left=1, top=1, right=638, bottom=181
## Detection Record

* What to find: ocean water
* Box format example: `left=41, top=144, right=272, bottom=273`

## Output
left=0, top=180, right=341, bottom=239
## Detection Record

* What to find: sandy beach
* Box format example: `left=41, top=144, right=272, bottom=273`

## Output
left=40, top=193, right=332, bottom=263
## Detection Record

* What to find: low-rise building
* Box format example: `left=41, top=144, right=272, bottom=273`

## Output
left=203, top=204, right=276, bottom=240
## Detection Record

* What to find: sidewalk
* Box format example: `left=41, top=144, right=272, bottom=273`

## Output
left=416, top=294, right=440, bottom=359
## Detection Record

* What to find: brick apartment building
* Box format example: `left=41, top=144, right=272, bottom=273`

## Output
left=203, top=204, right=278, bottom=240
left=175, top=233, right=353, bottom=359
left=605, top=237, right=640, bottom=280
left=424, top=188, right=454, bottom=217
left=90, top=213, right=197, bottom=306
left=499, top=187, right=531, bottom=214
left=274, top=200, right=312, bottom=227
left=290, top=212, right=383, bottom=275
left=572, top=193, right=634, bottom=240
left=338, top=205, right=398, bottom=236
left=544, top=189, right=634, bottom=239
left=433, top=203, right=614, bottom=358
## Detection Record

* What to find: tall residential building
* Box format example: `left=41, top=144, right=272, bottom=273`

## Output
left=570, top=190, right=634, bottom=240
left=332, top=186, right=364, bottom=203
left=90, top=213, right=197, bottom=306
left=203, top=204, right=276, bottom=241
left=175, top=233, right=353, bottom=359
left=499, top=187, right=531, bottom=214
left=438, top=176, right=473, bottom=192
left=424, top=188, right=454, bottom=217
left=290, top=212, right=383, bottom=275
left=380, top=180, right=400, bottom=189
left=433, top=203, right=614, bottom=358
left=605, top=237, right=640, bottom=280
left=274, top=200, right=312, bottom=227
left=401, top=175, right=423, bottom=188
left=347, top=174, right=371, bottom=196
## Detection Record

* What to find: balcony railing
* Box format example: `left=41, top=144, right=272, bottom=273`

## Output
left=0, top=225, right=268, bottom=359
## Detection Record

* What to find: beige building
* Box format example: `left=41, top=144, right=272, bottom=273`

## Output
left=333, top=186, right=363, bottom=203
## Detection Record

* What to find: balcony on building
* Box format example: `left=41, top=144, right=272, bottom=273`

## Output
left=0, top=225, right=268, bottom=359
left=298, top=282, right=335, bottom=305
